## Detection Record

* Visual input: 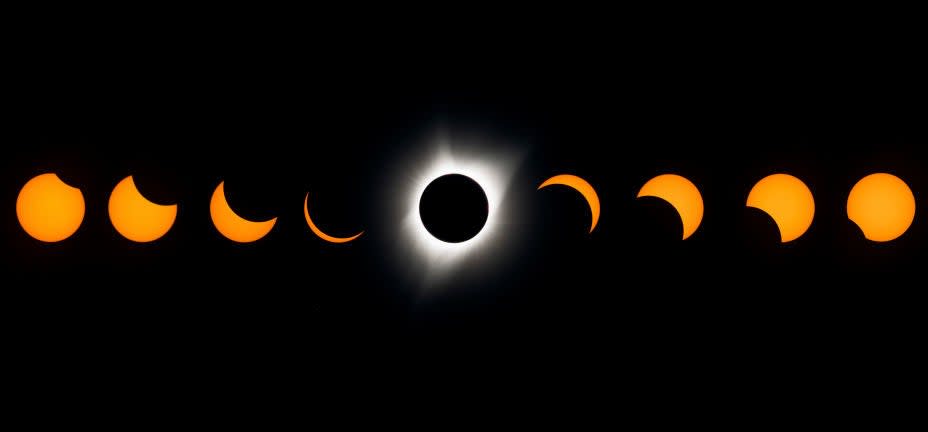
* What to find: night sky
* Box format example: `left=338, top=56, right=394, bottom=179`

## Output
left=3, top=26, right=925, bottom=396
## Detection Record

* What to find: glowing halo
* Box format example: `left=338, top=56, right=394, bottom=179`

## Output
left=405, top=150, right=505, bottom=259
left=390, top=134, right=523, bottom=287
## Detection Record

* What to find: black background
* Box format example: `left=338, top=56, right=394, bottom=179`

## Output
left=2, top=20, right=925, bottom=400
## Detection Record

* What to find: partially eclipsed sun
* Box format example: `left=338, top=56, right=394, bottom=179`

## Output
left=746, top=173, right=815, bottom=243
left=109, top=176, right=178, bottom=243
left=303, top=193, right=363, bottom=244
left=210, top=181, right=277, bottom=243
left=637, top=174, right=704, bottom=240
left=538, top=174, right=600, bottom=233
left=847, top=173, right=915, bottom=242
left=17, top=173, right=85, bottom=243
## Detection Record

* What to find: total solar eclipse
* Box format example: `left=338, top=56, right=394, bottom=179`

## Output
left=418, top=174, right=489, bottom=243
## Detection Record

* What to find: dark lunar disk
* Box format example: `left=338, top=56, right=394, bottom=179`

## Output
left=419, top=174, right=489, bottom=243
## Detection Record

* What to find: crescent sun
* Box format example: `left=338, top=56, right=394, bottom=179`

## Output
left=108, top=176, right=178, bottom=243
left=637, top=173, right=704, bottom=240
left=538, top=174, right=601, bottom=233
left=210, top=181, right=277, bottom=243
left=303, top=193, right=363, bottom=244
left=746, top=173, right=815, bottom=243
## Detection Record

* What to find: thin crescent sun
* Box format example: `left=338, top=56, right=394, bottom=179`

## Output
left=538, top=174, right=601, bottom=233
left=209, top=181, right=277, bottom=243
left=303, top=193, right=363, bottom=244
